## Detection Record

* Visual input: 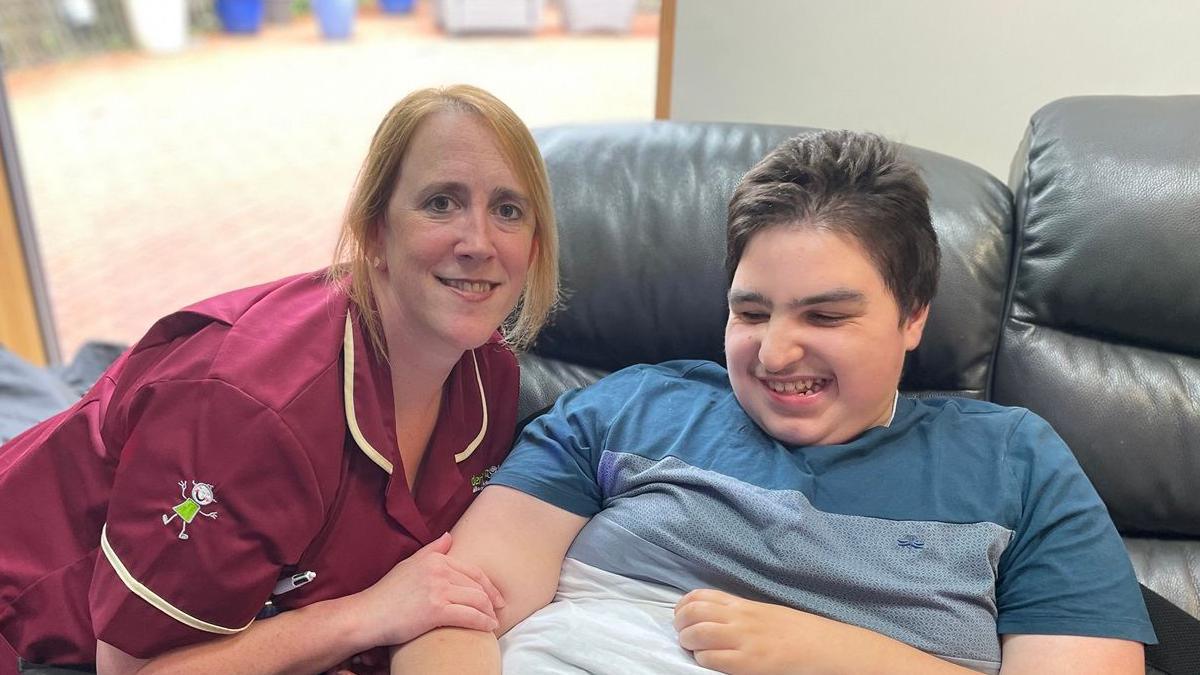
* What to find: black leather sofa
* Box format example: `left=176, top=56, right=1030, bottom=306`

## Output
left=518, top=95, right=1200, bottom=662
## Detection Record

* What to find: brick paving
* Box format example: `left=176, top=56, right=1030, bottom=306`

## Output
left=5, top=3, right=658, bottom=361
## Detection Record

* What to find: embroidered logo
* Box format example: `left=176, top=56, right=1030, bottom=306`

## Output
left=470, top=465, right=500, bottom=493
left=897, top=534, right=925, bottom=550
left=162, top=480, right=218, bottom=540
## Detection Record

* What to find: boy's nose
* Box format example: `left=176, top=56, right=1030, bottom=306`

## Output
left=758, top=324, right=804, bottom=373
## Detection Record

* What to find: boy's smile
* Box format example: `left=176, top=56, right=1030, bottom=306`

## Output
left=724, top=224, right=928, bottom=447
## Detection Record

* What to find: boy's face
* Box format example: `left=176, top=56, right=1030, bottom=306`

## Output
left=724, top=224, right=928, bottom=447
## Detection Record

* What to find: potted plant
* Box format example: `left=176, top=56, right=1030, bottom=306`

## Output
left=562, top=0, right=637, bottom=33
left=122, top=0, right=189, bottom=53
left=314, top=0, right=356, bottom=39
left=215, top=0, right=266, bottom=34
left=379, top=0, right=414, bottom=13
left=438, top=0, right=543, bottom=35
left=265, top=0, right=295, bottom=23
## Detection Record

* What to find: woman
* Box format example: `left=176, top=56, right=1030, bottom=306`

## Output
left=0, top=84, right=558, bottom=674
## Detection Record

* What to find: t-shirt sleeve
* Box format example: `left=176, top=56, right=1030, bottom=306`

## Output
left=90, top=378, right=326, bottom=658
left=995, top=411, right=1156, bottom=644
left=487, top=377, right=617, bottom=518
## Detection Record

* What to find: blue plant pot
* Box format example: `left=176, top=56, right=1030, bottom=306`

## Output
left=380, top=0, right=414, bottom=13
left=215, top=0, right=265, bottom=34
left=314, top=0, right=355, bottom=39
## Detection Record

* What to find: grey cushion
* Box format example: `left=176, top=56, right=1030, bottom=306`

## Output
left=0, top=347, right=72, bottom=445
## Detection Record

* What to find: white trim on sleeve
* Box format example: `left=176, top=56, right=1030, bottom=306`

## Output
left=99, top=524, right=253, bottom=635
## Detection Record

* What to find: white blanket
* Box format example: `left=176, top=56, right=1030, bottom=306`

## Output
left=500, top=558, right=716, bottom=674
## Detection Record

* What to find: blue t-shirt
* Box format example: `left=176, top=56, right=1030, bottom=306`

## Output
left=491, top=360, right=1155, bottom=671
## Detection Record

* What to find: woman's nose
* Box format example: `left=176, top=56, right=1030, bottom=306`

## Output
left=454, top=208, right=496, bottom=260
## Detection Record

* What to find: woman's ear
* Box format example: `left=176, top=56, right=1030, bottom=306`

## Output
left=527, top=234, right=540, bottom=269
left=369, top=220, right=389, bottom=273
left=902, top=304, right=930, bottom=352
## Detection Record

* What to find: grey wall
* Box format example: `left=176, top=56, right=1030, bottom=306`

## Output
left=668, top=0, right=1200, bottom=179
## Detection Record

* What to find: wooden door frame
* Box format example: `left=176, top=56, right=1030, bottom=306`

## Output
left=655, top=0, right=676, bottom=119
left=1, top=66, right=59, bottom=366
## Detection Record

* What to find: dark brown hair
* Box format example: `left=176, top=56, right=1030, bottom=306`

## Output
left=727, top=130, right=939, bottom=320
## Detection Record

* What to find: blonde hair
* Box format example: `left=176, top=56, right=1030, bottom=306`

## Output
left=330, top=85, right=559, bottom=354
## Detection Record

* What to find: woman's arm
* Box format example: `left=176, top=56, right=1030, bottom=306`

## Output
left=96, top=533, right=504, bottom=675
left=390, top=485, right=589, bottom=674
left=97, top=595, right=369, bottom=675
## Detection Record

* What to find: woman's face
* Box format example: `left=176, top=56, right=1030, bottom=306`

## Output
left=373, top=110, right=537, bottom=357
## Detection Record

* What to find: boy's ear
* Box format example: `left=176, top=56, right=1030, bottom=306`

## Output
left=902, top=304, right=930, bottom=352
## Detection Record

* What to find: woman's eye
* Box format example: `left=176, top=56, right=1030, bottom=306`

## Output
left=426, top=195, right=454, bottom=213
left=496, top=203, right=523, bottom=220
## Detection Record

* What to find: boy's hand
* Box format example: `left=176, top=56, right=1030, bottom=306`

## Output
left=674, top=589, right=974, bottom=675
left=673, top=588, right=843, bottom=675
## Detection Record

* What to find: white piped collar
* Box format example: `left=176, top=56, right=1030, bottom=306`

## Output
left=341, top=314, right=488, bottom=474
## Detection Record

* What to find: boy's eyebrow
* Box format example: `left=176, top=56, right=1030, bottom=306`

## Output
left=787, top=288, right=867, bottom=309
left=727, top=288, right=867, bottom=308
left=728, top=289, right=770, bottom=306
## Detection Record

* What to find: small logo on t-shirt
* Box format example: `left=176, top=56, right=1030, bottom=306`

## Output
left=897, top=534, right=925, bottom=550
left=470, top=465, right=500, bottom=493
left=162, top=480, right=219, bottom=540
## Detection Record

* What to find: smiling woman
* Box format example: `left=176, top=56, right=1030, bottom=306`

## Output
left=333, top=86, right=559, bottom=358
left=0, top=85, right=559, bottom=674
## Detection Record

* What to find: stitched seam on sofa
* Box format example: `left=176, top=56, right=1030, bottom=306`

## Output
left=1008, top=316, right=1199, bottom=360
left=989, top=118, right=1038, bottom=402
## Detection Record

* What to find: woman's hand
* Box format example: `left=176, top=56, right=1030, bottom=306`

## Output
left=350, top=532, right=506, bottom=648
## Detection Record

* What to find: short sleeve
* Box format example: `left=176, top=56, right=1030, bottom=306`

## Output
left=995, top=412, right=1156, bottom=643
left=488, top=381, right=612, bottom=518
left=90, top=378, right=326, bottom=657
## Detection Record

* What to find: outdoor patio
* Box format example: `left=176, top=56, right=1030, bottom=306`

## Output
left=4, top=2, right=659, bottom=361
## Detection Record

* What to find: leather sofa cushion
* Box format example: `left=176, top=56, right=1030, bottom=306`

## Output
left=999, top=96, right=1200, bottom=536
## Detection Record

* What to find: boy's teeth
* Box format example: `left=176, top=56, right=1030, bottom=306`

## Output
left=766, top=378, right=826, bottom=395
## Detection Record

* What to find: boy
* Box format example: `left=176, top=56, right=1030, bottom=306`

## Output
left=391, top=131, right=1154, bottom=674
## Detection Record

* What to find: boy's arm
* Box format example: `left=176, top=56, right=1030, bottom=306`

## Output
left=998, top=634, right=1143, bottom=674
left=96, top=533, right=504, bottom=675
left=390, top=485, right=589, bottom=674
left=673, top=590, right=1144, bottom=675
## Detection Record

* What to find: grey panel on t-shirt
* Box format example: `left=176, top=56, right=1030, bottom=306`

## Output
left=568, top=451, right=1013, bottom=668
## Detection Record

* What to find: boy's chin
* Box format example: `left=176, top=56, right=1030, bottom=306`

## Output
left=761, top=417, right=868, bottom=448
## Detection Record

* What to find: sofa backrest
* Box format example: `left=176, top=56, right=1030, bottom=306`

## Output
left=998, top=96, right=1200, bottom=538
left=519, top=121, right=1012, bottom=420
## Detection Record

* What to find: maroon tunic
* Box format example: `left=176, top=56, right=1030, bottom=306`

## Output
left=0, top=271, right=519, bottom=664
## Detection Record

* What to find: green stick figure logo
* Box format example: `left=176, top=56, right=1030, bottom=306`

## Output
left=162, top=480, right=218, bottom=540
